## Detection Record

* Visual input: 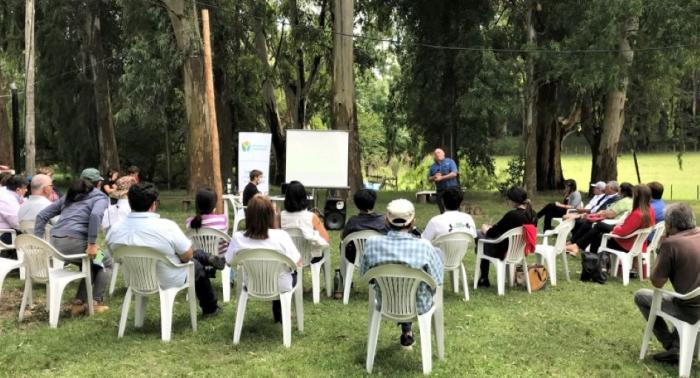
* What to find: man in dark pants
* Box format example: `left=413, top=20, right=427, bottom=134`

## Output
left=635, top=203, right=700, bottom=364
left=106, top=182, right=220, bottom=317
left=427, top=148, right=459, bottom=214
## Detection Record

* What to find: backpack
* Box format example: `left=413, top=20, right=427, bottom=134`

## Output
left=580, top=251, right=610, bottom=284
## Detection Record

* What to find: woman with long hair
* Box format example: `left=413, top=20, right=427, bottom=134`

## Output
left=185, top=187, right=230, bottom=273
left=476, top=186, right=537, bottom=287
left=537, top=179, right=582, bottom=230
left=225, top=195, right=302, bottom=323
left=280, top=181, right=330, bottom=263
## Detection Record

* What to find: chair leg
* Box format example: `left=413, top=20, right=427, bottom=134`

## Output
left=280, top=292, right=293, bottom=348
left=85, top=271, right=94, bottom=316
left=523, top=261, right=532, bottom=294
left=366, top=308, right=382, bottom=374
left=324, top=256, right=332, bottom=298
left=0, top=264, right=16, bottom=302
left=460, top=264, right=469, bottom=301
left=545, top=253, right=557, bottom=286
left=295, top=284, right=304, bottom=333
left=18, top=278, right=32, bottom=322
left=508, top=264, right=515, bottom=287
left=109, top=262, right=120, bottom=296
left=496, top=262, right=506, bottom=296
left=118, top=287, right=133, bottom=338
left=134, top=294, right=147, bottom=328
left=433, top=287, right=445, bottom=359
left=222, top=266, right=231, bottom=303
left=639, top=308, right=657, bottom=360
left=678, top=324, right=698, bottom=378
left=49, top=279, right=71, bottom=328
left=233, top=291, right=249, bottom=344
left=561, top=252, right=571, bottom=282
left=621, top=257, right=631, bottom=286
left=417, top=313, right=434, bottom=375
left=343, top=263, right=355, bottom=305
left=311, top=263, right=321, bottom=304
left=452, top=269, right=459, bottom=294
left=188, top=281, right=197, bottom=333
left=473, top=256, right=482, bottom=290
left=159, top=290, right=177, bottom=342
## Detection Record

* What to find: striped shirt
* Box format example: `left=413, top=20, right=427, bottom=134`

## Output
left=360, top=231, right=444, bottom=314
left=186, top=214, right=229, bottom=255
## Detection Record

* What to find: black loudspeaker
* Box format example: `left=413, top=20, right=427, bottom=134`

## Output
left=324, top=198, right=346, bottom=230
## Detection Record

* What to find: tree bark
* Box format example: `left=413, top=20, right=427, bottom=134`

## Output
left=86, top=3, right=120, bottom=173
left=201, top=9, right=223, bottom=213
left=0, top=71, right=12, bottom=166
left=162, top=0, right=216, bottom=194
left=522, top=0, right=538, bottom=194
left=332, top=0, right=361, bottom=193
left=591, top=14, right=639, bottom=181
left=24, top=0, right=36, bottom=175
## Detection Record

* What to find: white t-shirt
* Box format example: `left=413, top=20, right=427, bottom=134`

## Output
left=106, top=212, right=192, bottom=288
left=421, top=210, right=477, bottom=241
left=226, top=229, right=301, bottom=292
left=18, top=195, right=52, bottom=223
left=102, top=198, right=131, bottom=233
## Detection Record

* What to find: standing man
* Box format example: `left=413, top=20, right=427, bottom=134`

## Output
left=242, top=169, right=263, bottom=206
left=428, top=148, right=459, bottom=213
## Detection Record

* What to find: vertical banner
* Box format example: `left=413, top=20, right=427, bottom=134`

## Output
left=238, top=132, right=272, bottom=194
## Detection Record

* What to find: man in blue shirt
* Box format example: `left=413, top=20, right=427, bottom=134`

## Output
left=648, top=181, right=666, bottom=241
left=361, top=199, right=444, bottom=349
left=428, top=148, right=459, bottom=213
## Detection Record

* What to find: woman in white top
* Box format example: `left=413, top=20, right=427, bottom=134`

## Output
left=226, top=195, right=302, bottom=323
left=101, top=176, right=137, bottom=233
left=279, top=181, right=330, bottom=264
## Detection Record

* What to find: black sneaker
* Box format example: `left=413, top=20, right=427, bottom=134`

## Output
left=477, top=277, right=491, bottom=288
left=653, top=348, right=679, bottom=363
left=208, top=255, right=227, bottom=270
left=400, top=333, right=415, bottom=349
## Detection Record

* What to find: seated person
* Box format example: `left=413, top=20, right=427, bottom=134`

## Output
left=569, top=181, right=631, bottom=245
left=360, top=199, right=443, bottom=349
left=341, top=189, right=387, bottom=273
left=566, top=184, right=655, bottom=256
left=280, top=181, right=329, bottom=263
left=101, top=176, right=137, bottom=233
left=106, top=182, right=220, bottom=317
left=422, top=186, right=476, bottom=241
left=648, top=181, right=666, bottom=241
left=36, top=167, right=62, bottom=202
left=577, top=181, right=610, bottom=214
left=635, top=203, right=700, bottom=364
left=185, top=187, right=229, bottom=271
left=537, top=179, right=582, bottom=230
left=225, top=195, right=302, bottom=323
left=18, top=174, right=55, bottom=227
left=476, top=186, right=537, bottom=288
left=0, top=175, right=28, bottom=255
left=242, top=170, right=262, bottom=206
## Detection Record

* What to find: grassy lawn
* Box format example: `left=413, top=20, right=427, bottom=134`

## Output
left=1, top=191, right=699, bottom=377
left=496, top=152, right=700, bottom=200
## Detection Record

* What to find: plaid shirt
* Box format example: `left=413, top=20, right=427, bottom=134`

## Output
left=360, top=231, right=444, bottom=314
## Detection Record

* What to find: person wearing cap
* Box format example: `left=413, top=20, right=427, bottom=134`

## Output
left=18, top=174, right=57, bottom=226
left=428, top=148, right=459, bottom=214
left=476, top=186, right=537, bottom=288
left=35, top=168, right=111, bottom=315
left=101, top=175, right=137, bottom=233
left=360, top=199, right=444, bottom=349
left=536, top=179, right=582, bottom=231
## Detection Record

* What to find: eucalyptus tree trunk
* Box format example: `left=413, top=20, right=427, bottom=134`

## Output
left=592, top=14, right=639, bottom=181
left=522, top=0, right=538, bottom=194
left=161, top=0, right=215, bottom=194
left=86, top=3, right=119, bottom=173
left=0, top=71, right=12, bottom=166
left=24, top=0, right=36, bottom=175
left=332, top=0, right=362, bottom=193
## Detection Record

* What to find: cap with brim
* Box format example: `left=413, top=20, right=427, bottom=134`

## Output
left=591, top=181, right=606, bottom=190
left=386, top=199, right=415, bottom=227
left=80, top=168, right=104, bottom=183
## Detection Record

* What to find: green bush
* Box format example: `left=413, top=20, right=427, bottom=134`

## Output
left=496, top=155, right=525, bottom=194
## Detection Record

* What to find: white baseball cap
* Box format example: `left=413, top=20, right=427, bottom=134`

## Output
left=591, top=181, right=606, bottom=190
left=386, top=199, right=415, bottom=227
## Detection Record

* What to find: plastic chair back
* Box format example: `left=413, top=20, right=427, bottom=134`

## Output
left=15, top=235, right=53, bottom=283
left=502, top=227, right=527, bottom=264
left=187, top=227, right=231, bottom=256
left=626, top=227, right=654, bottom=258
left=431, top=231, right=473, bottom=270
left=363, top=264, right=437, bottom=322
left=647, top=222, right=666, bottom=255
left=231, top=249, right=297, bottom=300
left=112, top=246, right=176, bottom=296
left=284, top=228, right=314, bottom=267
left=552, top=220, right=575, bottom=254
left=340, top=230, right=382, bottom=264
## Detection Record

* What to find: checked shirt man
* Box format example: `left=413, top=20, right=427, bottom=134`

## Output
left=361, top=199, right=444, bottom=348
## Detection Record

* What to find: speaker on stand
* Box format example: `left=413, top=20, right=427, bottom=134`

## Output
left=323, top=198, right=346, bottom=230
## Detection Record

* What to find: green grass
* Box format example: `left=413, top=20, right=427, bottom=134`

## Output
left=1, top=191, right=700, bottom=377
left=495, top=152, right=700, bottom=200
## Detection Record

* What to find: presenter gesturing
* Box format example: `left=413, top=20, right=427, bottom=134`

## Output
left=428, top=148, right=459, bottom=213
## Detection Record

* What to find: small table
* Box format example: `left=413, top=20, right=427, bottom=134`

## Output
left=415, top=190, right=437, bottom=204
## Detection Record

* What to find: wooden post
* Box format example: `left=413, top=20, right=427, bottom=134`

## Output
left=632, top=149, right=641, bottom=184
left=201, top=9, right=223, bottom=214
left=24, top=0, right=36, bottom=175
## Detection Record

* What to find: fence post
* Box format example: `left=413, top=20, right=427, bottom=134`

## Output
left=697, top=185, right=699, bottom=200
left=670, top=184, right=673, bottom=200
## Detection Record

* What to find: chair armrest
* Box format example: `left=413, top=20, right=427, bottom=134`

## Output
left=654, top=286, right=700, bottom=301
left=0, top=229, right=17, bottom=247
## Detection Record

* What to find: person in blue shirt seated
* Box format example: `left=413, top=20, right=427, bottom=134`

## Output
left=428, top=148, right=459, bottom=214
left=648, top=181, right=666, bottom=241
left=360, top=199, right=444, bottom=349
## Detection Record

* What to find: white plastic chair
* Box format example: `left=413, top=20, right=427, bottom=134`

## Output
left=187, top=227, right=233, bottom=302
left=363, top=264, right=444, bottom=375
left=231, top=249, right=303, bottom=348
left=19, top=220, right=58, bottom=272
left=0, top=229, right=24, bottom=282
left=647, top=222, right=666, bottom=271
left=473, top=227, right=530, bottom=296
left=535, top=220, right=574, bottom=286
left=223, top=194, right=246, bottom=233
left=340, top=230, right=382, bottom=304
left=599, top=226, right=653, bottom=286
left=15, top=234, right=94, bottom=328
left=112, top=245, right=197, bottom=342
left=431, top=231, right=473, bottom=300
left=285, top=228, right=332, bottom=304
left=639, top=287, right=700, bottom=378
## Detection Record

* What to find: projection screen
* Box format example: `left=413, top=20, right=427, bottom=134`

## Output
left=285, top=130, right=349, bottom=188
